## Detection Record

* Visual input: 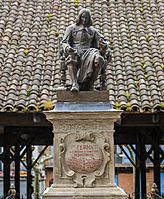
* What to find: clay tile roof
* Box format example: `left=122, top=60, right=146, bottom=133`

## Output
left=0, top=0, right=164, bottom=112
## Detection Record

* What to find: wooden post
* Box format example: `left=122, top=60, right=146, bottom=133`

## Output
left=26, top=146, right=32, bottom=199
left=140, top=134, right=146, bottom=199
left=3, top=130, right=11, bottom=197
left=135, top=139, right=140, bottom=199
left=15, top=145, right=20, bottom=199
left=153, top=132, right=160, bottom=194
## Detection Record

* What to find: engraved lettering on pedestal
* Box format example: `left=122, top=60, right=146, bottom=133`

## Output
left=59, top=132, right=110, bottom=188
left=65, top=142, right=103, bottom=173
left=56, top=122, right=112, bottom=132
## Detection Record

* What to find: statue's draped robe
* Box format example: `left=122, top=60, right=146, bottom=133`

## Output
left=62, top=24, right=105, bottom=88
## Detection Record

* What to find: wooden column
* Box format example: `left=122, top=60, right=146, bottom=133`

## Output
left=3, top=130, right=11, bottom=197
left=15, top=145, right=20, bottom=199
left=135, top=140, right=140, bottom=199
left=153, top=132, right=160, bottom=193
left=27, top=146, right=32, bottom=199
left=140, top=134, right=146, bottom=199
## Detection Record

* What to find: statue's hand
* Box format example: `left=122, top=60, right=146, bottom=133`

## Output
left=66, top=46, right=77, bottom=54
left=65, top=47, right=78, bottom=65
left=106, top=51, right=112, bottom=62
left=99, top=38, right=107, bottom=49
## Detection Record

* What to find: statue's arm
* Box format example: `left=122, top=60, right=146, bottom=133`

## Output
left=91, top=28, right=108, bottom=50
left=94, top=29, right=112, bottom=62
left=97, top=32, right=108, bottom=50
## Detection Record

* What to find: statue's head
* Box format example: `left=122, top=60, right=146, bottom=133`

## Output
left=76, top=8, right=93, bottom=26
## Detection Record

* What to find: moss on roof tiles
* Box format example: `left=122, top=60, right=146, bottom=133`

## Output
left=0, top=0, right=163, bottom=112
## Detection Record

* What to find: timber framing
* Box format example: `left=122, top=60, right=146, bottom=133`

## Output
left=0, top=111, right=164, bottom=199
left=0, top=112, right=164, bottom=145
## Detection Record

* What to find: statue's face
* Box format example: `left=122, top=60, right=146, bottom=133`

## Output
left=81, top=12, right=90, bottom=26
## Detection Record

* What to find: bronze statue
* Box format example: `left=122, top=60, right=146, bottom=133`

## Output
left=60, top=8, right=111, bottom=92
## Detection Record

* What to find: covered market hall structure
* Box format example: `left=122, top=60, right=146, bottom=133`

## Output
left=0, top=0, right=164, bottom=198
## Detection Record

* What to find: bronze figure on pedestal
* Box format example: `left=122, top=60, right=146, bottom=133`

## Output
left=60, top=8, right=111, bottom=92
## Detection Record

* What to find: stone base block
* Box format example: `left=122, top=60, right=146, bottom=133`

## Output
left=56, top=90, right=109, bottom=102
left=42, top=185, right=127, bottom=199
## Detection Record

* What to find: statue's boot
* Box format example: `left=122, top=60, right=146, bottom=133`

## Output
left=70, top=83, right=79, bottom=92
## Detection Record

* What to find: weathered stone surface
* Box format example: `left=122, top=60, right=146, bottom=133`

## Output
left=59, top=132, right=110, bottom=188
left=43, top=187, right=127, bottom=199
left=65, top=140, right=103, bottom=174
left=56, top=90, right=109, bottom=102
left=43, top=102, right=126, bottom=199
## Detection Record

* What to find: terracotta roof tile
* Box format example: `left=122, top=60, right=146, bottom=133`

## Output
left=0, top=0, right=164, bottom=112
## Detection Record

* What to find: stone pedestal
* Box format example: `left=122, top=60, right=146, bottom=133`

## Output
left=43, top=92, right=127, bottom=199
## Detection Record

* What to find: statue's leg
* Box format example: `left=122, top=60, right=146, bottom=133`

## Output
left=93, top=54, right=104, bottom=80
left=100, top=62, right=107, bottom=90
left=67, top=61, right=79, bottom=92
left=87, top=54, right=104, bottom=90
left=79, top=54, right=104, bottom=91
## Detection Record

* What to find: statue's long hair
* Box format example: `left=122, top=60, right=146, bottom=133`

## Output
left=75, top=8, right=93, bottom=26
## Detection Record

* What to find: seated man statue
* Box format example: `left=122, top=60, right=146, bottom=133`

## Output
left=61, top=8, right=111, bottom=92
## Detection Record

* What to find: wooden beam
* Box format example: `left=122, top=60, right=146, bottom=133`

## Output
left=0, top=112, right=51, bottom=126
left=31, top=145, right=49, bottom=169
left=118, top=145, right=136, bottom=167
left=121, top=112, right=152, bottom=126
left=0, top=126, right=53, bottom=146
